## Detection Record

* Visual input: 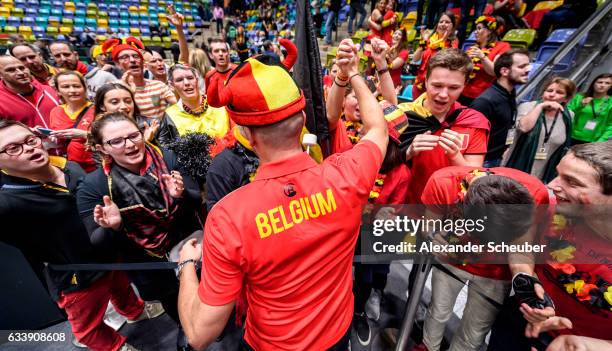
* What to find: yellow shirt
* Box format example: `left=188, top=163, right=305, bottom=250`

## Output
left=165, top=103, right=230, bottom=138
left=398, top=92, right=432, bottom=117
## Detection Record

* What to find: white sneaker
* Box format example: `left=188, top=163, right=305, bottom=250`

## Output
left=118, top=342, right=141, bottom=351
left=365, top=289, right=382, bottom=321
left=127, top=301, right=165, bottom=324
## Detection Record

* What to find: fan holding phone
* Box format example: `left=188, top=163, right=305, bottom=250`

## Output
left=48, top=71, right=97, bottom=172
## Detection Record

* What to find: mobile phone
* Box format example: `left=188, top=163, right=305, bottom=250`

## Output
left=36, top=127, right=54, bottom=135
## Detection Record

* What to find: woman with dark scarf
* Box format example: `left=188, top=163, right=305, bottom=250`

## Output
left=76, top=112, right=202, bottom=351
left=504, top=77, right=576, bottom=183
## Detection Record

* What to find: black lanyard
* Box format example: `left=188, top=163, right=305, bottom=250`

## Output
left=542, top=110, right=560, bottom=145
left=590, top=98, right=609, bottom=120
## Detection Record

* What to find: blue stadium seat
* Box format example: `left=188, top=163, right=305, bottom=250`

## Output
left=462, top=31, right=477, bottom=51
left=8, top=16, right=20, bottom=26
left=96, top=27, right=106, bottom=35
left=129, top=19, right=140, bottom=27
left=22, top=16, right=34, bottom=26
left=72, top=26, right=83, bottom=36
left=398, top=85, right=414, bottom=103
left=109, top=11, right=119, bottom=19
left=25, top=8, right=37, bottom=17
left=33, top=25, right=44, bottom=36
left=119, top=19, right=129, bottom=28
left=38, top=8, right=50, bottom=16
left=63, top=10, right=74, bottom=19
left=140, top=26, right=150, bottom=36
left=545, top=28, right=576, bottom=44
left=535, top=28, right=585, bottom=72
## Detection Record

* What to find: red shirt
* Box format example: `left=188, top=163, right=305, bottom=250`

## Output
left=50, top=104, right=96, bottom=172
left=421, top=166, right=550, bottom=280
left=204, top=63, right=237, bottom=90
left=199, top=141, right=383, bottom=350
left=462, top=41, right=511, bottom=99
left=536, top=222, right=612, bottom=339
left=406, top=102, right=490, bottom=204
left=390, top=49, right=409, bottom=87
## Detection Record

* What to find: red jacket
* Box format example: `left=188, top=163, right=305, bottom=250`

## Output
left=0, top=79, right=60, bottom=128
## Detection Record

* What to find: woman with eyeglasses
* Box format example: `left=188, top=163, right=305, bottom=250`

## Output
left=94, top=83, right=177, bottom=147
left=76, top=112, right=202, bottom=350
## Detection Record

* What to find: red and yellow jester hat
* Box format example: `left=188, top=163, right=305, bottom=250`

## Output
left=101, top=37, right=145, bottom=62
left=207, top=40, right=304, bottom=126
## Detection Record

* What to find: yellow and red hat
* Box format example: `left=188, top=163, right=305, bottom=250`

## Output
left=101, top=37, right=145, bottom=62
left=207, top=49, right=305, bottom=126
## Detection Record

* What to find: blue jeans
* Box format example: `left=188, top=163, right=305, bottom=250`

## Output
left=483, top=158, right=502, bottom=168
left=348, top=1, right=366, bottom=34
left=324, top=10, right=337, bottom=45
left=458, top=0, right=487, bottom=42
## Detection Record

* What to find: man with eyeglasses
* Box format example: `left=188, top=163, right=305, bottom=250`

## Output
left=106, top=37, right=177, bottom=121
left=0, top=119, right=149, bottom=351
left=0, top=55, right=59, bottom=128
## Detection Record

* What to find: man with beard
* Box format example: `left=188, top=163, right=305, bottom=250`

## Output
left=105, top=37, right=177, bottom=121
left=48, top=41, right=116, bottom=99
left=0, top=56, right=59, bottom=127
left=9, top=43, right=59, bottom=86
left=470, top=49, right=530, bottom=167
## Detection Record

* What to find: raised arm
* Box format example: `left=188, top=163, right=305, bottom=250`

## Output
left=371, top=38, right=398, bottom=105
left=325, top=39, right=354, bottom=130
left=168, top=5, right=190, bottom=64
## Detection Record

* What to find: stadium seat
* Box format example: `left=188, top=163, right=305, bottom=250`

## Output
left=96, top=27, right=106, bottom=35
left=129, top=19, right=140, bottom=27
left=140, top=27, right=150, bottom=36
left=162, top=36, right=171, bottom=48
left=98, top=11, right=108, bottom=19
left=129, top=27, right=141, bottom=35
left=535, top=29, right=586, bottom=72
left=3, top=25, right=16, bottom=33
left=75, top=2, right=85, bottom=11
left=85, top=17, right=96, bottom=28
left=32, top=25, right=44, bottom=36
left=152, top=35, right=162, bottom=45
left=64, top=1, right=75, bottom=12
left=11, top=7, right=23, bottom=17
left=72, top=26, right=83, bottom=36
left=141, top=35, right=152, bottom=46
left=129, top=12, right=139, bottom=19
left=98, top=3, right=108, bottom=12
left=18, top=25, right=31, bottom=36
left=462, top=31, right=477, bottom=51
left=46, top=26, right=58, bottom=37
left=0, top=6, right=9, bottom=17
left=1, top=0, right=13, bottom=9
left=109, top=10, right=119, bottom=19
left=502, top=29, right=536, bottom=49
left=73, top=17, right=85, bottom=27
left=140, top=19, right=150, bottom=27
left=533, top=1, right=563, bottom=11
left=109, top=18, right=119, bottom=27
left=97, top=18, right=108, bottom=28
left=86, top=2, right=97, bottom=10
left=545, top=28, right=578, bottom=44
left=325, top=47, right=337, bottom=68
left=61, top=17, right=73, bottom=26
left=59, top=26, right=71, bottom=35
left=119, top=19, right=129, bottom=28
left=8, top=15, right=20, bottom=25
left=400, top=11, right=417, bottom=30
left=75, top=9, right=85, bottom=18
left=398, top=85, right=414, bottom=103
left=86, top=9, right=96, bottom=18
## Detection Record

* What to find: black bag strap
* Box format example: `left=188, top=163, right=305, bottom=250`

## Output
left=71, top=105, right=92, bottom=129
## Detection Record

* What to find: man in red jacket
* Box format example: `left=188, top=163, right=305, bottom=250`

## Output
left=0, top=55, right=59, bottom=128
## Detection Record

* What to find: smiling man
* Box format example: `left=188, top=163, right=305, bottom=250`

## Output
left=107, top=37, right=177, bottom=121
left=0, top=55, right=59, bottom=127
left=398, top=48, right=491, bottom=203
left=9, top=43, right=58, bottom=85
left=471, top=48, right=531, bottom=167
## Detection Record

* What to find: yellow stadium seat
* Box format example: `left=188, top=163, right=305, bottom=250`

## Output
left=11, top=7, right=23, bottom=17
left=129, top=27, right=141, bottom=35
left=152, top=36, right=162, bottom=44
left=86, top=9, right=97, bottom=18
left=0, top=6, right=9, bottom=17
left=27, top=34, right=35, bottom=42
left=1, top=0, right=13, bottom=9
left=46, top=26, right=58, bottom=37
left=141, top=35, right=152, bottom=46
left=533, top=1, right=564, bottom=11
left=97, top=18, right=108, bottom=28
left=64, top=1, right=76, bottom=12
left=4, top=25, right=16, bottom=33
left=170, top=28, right=177, bottom=39
left=128, top=6, right=138, bottom=13
left=18, top=25, right=31, bottom=35
left=162, top=36, right=171, bottom=48
left=86, top=2, right=97, bottom=10
left=139, top=5, right=147, bottom=14
left=59, top=26, right=71, bottom=35
left=48, top=17, right=59, bottom=27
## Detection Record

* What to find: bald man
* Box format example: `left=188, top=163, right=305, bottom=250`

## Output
left=0, top=55, right=59, bottom=127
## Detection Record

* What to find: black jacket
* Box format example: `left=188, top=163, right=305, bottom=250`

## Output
left=0, top=161, right=106, bottom=299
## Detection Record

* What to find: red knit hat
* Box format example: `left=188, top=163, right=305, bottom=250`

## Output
left=101, top=37, right=145, bottom=62
left=207, top=40, right=304, bottom=126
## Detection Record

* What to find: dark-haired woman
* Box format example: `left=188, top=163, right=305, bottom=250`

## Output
left=412, top=11, right=459, bottom=99
left=568, top=73, right=612, bottom=144
left=94, top=83, right=177, bottom=146
left=50, top=71, right=97, bottom=172
left=76, top=112, right=202, bottom=350
left=460, top=16, right=510, bottom=106
left=505, top=77, right=576, bottom=182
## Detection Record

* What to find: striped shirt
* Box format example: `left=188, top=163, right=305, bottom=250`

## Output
left=133, top=79, right=176, bottom=120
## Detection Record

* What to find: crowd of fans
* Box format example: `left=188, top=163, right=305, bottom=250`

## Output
left=0, top=0, right=611, bottom=351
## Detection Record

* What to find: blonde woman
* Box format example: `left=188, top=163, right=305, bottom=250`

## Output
left=189, top=48, right=210, bottom=92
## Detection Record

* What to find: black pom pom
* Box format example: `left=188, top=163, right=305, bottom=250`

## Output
left=167, top=133, right=216, bottom=185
